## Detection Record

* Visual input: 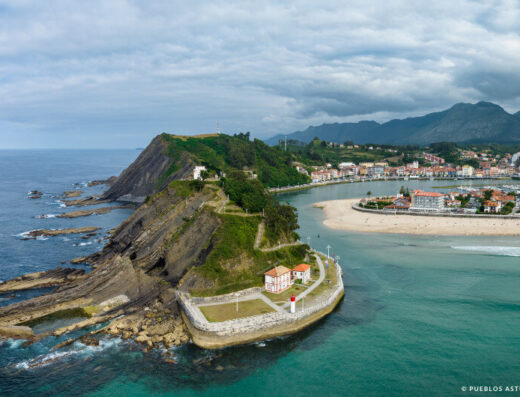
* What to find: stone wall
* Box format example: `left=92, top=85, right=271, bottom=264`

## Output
left=353, top=203, right=520, bottom=219
left=177, top=262, right=344, bottom=338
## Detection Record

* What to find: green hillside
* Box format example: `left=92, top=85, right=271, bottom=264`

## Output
left=161, top=133, right=310, bottom=187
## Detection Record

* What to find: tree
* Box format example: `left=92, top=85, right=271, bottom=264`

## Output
left=200, top=170, right=210, bottom=180
left=367, top=191, right=372, bottom=198
left=483, top=190, right=493, bottom=201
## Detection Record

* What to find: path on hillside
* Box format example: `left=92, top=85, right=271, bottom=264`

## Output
left=254, top=220, right=303, bottom=252
left=254, top=220, right=265, bottom=249
left=281, top=254, right=325, bottom=309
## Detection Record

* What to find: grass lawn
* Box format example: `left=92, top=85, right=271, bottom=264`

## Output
left=262, top=284, right=307, bottom=303
left=199, top=299, right=275, bottom=322
left=305, top=254, right=339, bottom=301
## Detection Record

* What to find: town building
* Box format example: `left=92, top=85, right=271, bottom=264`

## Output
left=423, top=152, right=445, bottom=164
left=292, top=264, right=311, bottom=284
left=483, top=200, right=501, bottom=213
left=193, top=166, right=207, bottom=180
left=264, top=266, right=292, bottom=294
left=410, top=190, right=445, bottom=211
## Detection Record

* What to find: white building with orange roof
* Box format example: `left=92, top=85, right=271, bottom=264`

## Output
left=264, top=266, right=292, bottom=294
left=410, top=190, right=445, bottom=212
left=292, top=264, right=311, bottom=284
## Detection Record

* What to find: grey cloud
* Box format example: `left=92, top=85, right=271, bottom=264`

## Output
left=0, top=0, right=519, bottom=147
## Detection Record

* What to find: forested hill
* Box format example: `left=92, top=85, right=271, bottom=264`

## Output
left=160, top=133, right=309, bottom=188
left=104, top=132, right=310, bottom=202
left=266, top=102, right=520, bottom=146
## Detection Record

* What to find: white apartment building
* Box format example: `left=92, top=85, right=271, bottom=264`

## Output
left=410, top=190, right=445, bottom=212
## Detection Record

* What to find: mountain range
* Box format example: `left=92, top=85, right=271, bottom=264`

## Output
left=266, top=102, right=520, bottom=146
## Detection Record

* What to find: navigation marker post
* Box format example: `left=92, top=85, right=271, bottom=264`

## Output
left=326, top=244, right=331, bottom=259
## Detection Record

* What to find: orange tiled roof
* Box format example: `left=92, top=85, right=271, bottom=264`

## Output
left=413, top=190, right=444, bottom=197
left=265, top=266, right=291, bottom=277
left=293, top=264, right=311, bottom=272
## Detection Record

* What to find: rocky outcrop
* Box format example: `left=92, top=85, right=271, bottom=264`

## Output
left=101, top=134, right=196, bottom=203
left=62, top=190, right=83, bottom=198
left=62, top=196, right=108, bottom=207
left=1, top=182, right=222, bottom=346
left=22, top=227, right=101, bottom=239
left=0, top=268, right=86, bottom=293
left=87, top=176, right=117, bottom=187
left=57, top=205, right=134, bottom=218
left=0, top=325, right=34, bottom=339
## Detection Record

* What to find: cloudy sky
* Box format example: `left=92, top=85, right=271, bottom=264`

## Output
left=1, top=0, right=520, bottom=148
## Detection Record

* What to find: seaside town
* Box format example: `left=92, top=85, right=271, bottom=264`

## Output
left=286, top=143, right=520, bottom=183
left=358, top=186, right=520, bottom=215
left=303, top=151, right=520, bottom=182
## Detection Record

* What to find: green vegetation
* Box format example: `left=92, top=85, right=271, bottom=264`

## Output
left=191, top=215, right=308, bottom=296
left=199, top=299, right=275, bottom=322
left=264, top=200, right=299, bottom=244
left=222, top=170, right=268, bottom=213
left=282, top=137, right=410, bottom=166
left=161, top=133, right=310, bottom=188
left=483, top=189, right=493, bottom=201
left=456, top=194, right=470, bottom=207
left=360, top=200, right=394, bottom=210
left=501, top=201, right=516, bottom=215
left=21, top=307, right=97, bottom=327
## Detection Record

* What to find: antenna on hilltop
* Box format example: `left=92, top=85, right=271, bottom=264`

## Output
left=217, top=122, right=221, bottom=135
left=285, top=135, right=287, bottom=152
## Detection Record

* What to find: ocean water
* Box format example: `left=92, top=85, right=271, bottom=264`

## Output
left=1, top=154, right=520, bottom=396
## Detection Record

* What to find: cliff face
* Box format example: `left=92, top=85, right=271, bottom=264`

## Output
left=92, top=182, right=222, bottom=284
left=102, top=135, right=196, bottom=202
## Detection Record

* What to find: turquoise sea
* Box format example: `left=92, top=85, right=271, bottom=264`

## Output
left=1, top=151, right=520, bottom=396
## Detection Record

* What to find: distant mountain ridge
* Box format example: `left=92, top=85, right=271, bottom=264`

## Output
left=266, top=102, right=520, bottom=146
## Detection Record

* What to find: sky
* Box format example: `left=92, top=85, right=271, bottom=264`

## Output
left=1, top=1, right=520, bottom=148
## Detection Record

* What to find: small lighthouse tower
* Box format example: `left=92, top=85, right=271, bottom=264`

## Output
left=290, top=294, right=296, bottom=313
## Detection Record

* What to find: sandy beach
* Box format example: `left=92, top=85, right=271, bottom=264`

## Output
left=314, top=199, right=520, bottom=236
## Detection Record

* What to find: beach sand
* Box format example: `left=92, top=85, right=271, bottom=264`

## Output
left=314, top=199, right=520, bottom=236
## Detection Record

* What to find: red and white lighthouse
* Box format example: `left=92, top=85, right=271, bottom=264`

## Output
left=290, top=294, right=296, bottom=313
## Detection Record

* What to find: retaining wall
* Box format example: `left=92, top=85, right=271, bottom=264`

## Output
left=353, top=203, right=520, bottom=219
left=178, top=262, right=344, bottom=348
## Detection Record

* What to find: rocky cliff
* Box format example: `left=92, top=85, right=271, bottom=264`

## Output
left=102, top=134, right=196, bottom=203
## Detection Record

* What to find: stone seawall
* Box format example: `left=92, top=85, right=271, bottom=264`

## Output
left=178, top=263, right=344, bottom=349
left=353, top=203, right=520, bottom=219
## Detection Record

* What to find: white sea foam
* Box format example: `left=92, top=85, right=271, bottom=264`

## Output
left=16, top=230, right=35, bottom=238
left=74, top=241, right=92, bottom=246
left=14, top=337, right=123, bottom=370
left=452, top=246, right=520, bottom=257
left=35, top=214, right=57, bottom=219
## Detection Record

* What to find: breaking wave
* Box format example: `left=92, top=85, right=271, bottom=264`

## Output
left=452, top=246, right=520, bottom=257
left=14, top=337, right=122, bottom=370
left=35, top=214, right=56, bottom=219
